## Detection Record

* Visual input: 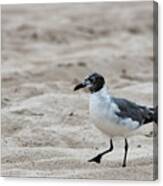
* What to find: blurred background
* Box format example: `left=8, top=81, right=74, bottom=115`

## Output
left=1, top=2, right=156, bottom=180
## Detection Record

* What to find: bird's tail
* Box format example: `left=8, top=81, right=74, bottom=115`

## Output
left=153, top=106, right=158, bottom=124
left=145, top=106, right=158, bottom=125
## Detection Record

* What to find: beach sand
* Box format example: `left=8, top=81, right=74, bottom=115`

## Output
left=1, top=2, right=157, bottom=180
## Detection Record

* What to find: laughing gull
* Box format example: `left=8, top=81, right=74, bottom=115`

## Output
left=74, top=72, right=157, bottom=167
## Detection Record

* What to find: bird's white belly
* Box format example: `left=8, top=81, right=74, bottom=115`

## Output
left=89, top=88, right=140, bottom=137
left=89, top=97, right=133, bottom=137
left=91, top=114, right=131, bottom=137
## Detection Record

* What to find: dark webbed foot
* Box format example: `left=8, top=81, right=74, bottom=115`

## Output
left=88, top=139, right=113, bottom=164
left=122, top=138, right=128, bottom=168
left=88, top=155, right=102, bottom=164
left=122, top=163, right=126, bottom=168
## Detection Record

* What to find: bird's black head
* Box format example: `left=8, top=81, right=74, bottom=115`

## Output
left=74, top=73, right=105, bottom=93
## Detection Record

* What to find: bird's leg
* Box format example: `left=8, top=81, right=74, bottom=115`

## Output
left=122, top=138, right=128, bottom=167
left=88, top=139, right=113, bottom=164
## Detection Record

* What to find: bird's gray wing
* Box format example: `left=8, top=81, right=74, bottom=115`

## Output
left=112, top=97, right=153, bottom=124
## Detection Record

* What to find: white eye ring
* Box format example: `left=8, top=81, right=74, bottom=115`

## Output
left=83, top=80, right=92, bottom=88
left=85, top=80, right=91, bottom=85
left=87, top=83, right=93, bottom=88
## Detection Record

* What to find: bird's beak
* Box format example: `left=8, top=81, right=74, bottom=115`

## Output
left=74, top=79, right=91, bottom=91
left=74, top=82, right=87, bottom=91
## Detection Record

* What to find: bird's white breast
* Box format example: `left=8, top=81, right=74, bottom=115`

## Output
left=89, top=86, right=138, bottom=137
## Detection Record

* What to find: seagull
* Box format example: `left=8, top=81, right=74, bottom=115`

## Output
left=74, top=72, right=157, bottom=167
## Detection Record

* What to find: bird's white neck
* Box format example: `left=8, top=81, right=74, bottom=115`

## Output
left=89, top=85, right=113, bottom=122
left=90, top=85, right=111, bottom=102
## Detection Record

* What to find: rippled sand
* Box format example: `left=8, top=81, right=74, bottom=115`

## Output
left=1, top=1, right=157, bottom=180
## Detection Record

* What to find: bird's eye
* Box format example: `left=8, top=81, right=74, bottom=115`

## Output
left=91, top=77, right=97, bottom=82
left=89, top=78, right=94, bottom=83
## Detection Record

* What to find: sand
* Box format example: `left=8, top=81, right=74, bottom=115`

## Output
left=1, top=2, right=157, bottom=180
